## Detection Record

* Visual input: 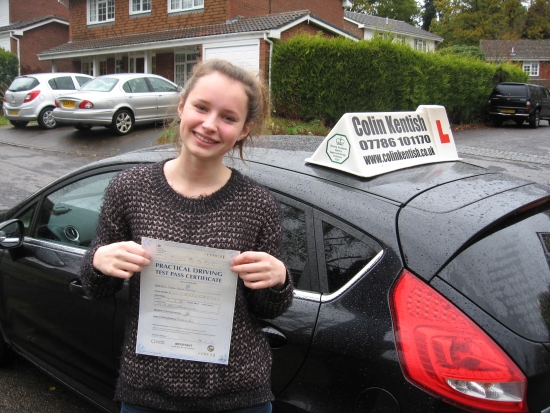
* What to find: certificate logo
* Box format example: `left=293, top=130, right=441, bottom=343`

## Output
left=207, top=345, right=215, bottom=352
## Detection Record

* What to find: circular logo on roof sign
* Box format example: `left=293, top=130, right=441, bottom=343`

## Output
left=326, top=134, right=350, bottom=164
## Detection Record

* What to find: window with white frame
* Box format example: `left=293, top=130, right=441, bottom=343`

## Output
left=169, top=0, right=204, bottom=13
left=175, top=51, right=197, bottom=86
left=131, top=0, right=151, bottom=14
left=523, top=61, right=539, bottom=77
left=88, top=0, right=115, bottom=24
left=81, top=61, right=93, bottom=76
left=414, top=39, right=427, bottom=52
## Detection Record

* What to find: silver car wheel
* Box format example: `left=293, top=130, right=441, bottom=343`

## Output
left=38, top=107, right=56, bottom=129
left=113, top=110, right=134, bottom=135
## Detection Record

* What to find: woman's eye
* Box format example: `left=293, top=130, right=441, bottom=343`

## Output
left=224, top=116, right=236, bottom=122
left=195, top=105, right=207, bottom=112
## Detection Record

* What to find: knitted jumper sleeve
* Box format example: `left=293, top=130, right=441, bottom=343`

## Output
left=80, top=170, right=131, bottom=299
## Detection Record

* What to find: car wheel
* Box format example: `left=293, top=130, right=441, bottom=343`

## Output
left=74, top=125, right=93, bottom=131
left=492, top=117, right=503, bottom=127
left=529, top=111, right=540, bottom=128
left=38, top=106, right=56, bottom=129
left=112, top=109, right=134, bottom=135
left=9, top=120, right=29, bottom=128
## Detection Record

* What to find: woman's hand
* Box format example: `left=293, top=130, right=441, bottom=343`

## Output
left=231, top=251, right=287, bottom=290
left=93, top=241, right=151, bottom=279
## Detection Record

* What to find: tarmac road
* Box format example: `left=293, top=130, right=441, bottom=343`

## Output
left=0, top=120, right=549, bottom=412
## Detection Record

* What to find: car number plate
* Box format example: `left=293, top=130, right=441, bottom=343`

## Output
left=8, top=109, right=19, bottom=115
left=61, top=100, right=76, bottom=109
left=501, top=109, right=515, bottom=114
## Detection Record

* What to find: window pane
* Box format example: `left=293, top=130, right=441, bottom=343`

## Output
left=16, top=205, right=36, bottom=237
left=280, top=203, right=311, bottom=291
left=322, top=221, right=380, bottom=293
left=33, top=173, right=118, bottom=248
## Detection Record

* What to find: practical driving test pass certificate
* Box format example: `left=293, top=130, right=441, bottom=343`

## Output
left=136, top=237, right=239, bottom=365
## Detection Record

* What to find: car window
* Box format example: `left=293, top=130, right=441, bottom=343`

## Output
left=125, top=78, right=150, bottom=93
left=318, top=215, right=382, bottom=294
left=493, top=84, right=527, bottom=97
left=32, top=172, right=118, bottom=248
left=280, top=202, right=311, bottom=291
left=15, top=204, right=36, bottom=237
left=148, top=77, right=177, bottom=92
left=48, top=76, right=76, bottom=90
left=80, top=77, right=118, bottom=92
left=76, top=76, right=92, bottom=87
left=8, top=77, right=39, bottom=91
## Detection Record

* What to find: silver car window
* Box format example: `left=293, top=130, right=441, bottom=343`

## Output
left=126, top=78, right=150, bottom=93
left=48, top=76, right=76, bottom=90
left=80, top=77, right=118, bottom=92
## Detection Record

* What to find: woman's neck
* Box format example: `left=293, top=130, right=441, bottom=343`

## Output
left=164, top=155, right=232, bottom=198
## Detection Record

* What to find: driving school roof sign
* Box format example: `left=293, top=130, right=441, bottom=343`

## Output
left=305, top=105, right=460, bottom=178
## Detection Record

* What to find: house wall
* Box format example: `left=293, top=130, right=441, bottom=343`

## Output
left=69, top=0, right=227, bottom=41
left=9, top=0, right=69, bottom=21
left=529, top=62, right=550, bottom=88
left=13, top=22, right=72, bottom=74
left=69, top=0, right=346, bottom=41
left=342, top=20, right=363, bottom=39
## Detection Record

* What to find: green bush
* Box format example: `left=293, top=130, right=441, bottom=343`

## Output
left=0, top=48, right=19, bottom=106
left=271, top=35, right=527, bottom=125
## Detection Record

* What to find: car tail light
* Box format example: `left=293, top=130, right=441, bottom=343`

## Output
left=79, top=100, right=94, bottom=109
left=24, top=90, right=40, bottom=102
left=526, top=100, right=531, bottom=109
left=54, top=99, right=60, bottom=108
left=390, top=270, right=527, bottom=412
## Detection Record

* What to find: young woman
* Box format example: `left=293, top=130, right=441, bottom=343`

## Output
left=80, top=59, right=293, bottom=413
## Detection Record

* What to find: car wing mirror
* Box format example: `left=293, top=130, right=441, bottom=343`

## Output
left=0, top=219, right=24, bottom=249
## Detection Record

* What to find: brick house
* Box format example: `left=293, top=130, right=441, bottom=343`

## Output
left=480, top=39, right=550, bottom=88
left=37, top=0, right=356, bottom=86
left=344, top=11, right=443, bottom=52
left=0, top=0, right=72, bottom=74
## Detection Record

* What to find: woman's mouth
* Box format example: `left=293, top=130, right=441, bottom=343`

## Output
left=194, top=132, right=217, bottom=144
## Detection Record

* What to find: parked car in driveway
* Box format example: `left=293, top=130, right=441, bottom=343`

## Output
left=0, top=142, right=549, bottom=413
left=487, top=82, right=550, bottom=128
left=52, top=73, right=182, bottom=135
left=2, top=73, right=93, bottom=129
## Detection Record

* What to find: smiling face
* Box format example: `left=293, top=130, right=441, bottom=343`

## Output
left=178, top=71, right=252, bottom=165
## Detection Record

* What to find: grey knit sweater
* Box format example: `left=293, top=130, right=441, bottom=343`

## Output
left=80, top=160, right=293, bottom=412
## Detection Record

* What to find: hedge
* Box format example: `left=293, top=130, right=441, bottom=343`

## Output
left=271, top=35, right=527, bottom=126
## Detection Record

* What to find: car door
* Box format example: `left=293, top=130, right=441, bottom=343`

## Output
left=122, top=77, right=157, bottom=121
left=0, top=169, right=121, bottom=402
left=540, top=86, right=550, bottom=119
left=261, top=194, right=322, bottom=395
left=146, top=77, right=180, bottom=119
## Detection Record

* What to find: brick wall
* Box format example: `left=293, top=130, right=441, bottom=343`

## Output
left=534, top=62, right=550, bottom=88
left=156, top=53, right=175, bottom=81
left=343, top=19, right=363, bottom=39
left=15, top=23, right=71, bottom=74
left=70, top=0, right=226, bottom=41
left=9, top=0, right=69, bottom=22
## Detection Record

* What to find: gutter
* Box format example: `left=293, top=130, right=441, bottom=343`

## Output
left=263, top=33, right=274, bottom=95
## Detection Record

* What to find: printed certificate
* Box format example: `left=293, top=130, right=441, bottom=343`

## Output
left=136, top=237, right=239, bottom=364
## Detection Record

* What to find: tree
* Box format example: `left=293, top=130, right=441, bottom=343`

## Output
left=350, top=0, right=419, bottom=24
left=522, top=0, right=550, bottom=39
left=430, top=0, right=526, bottom=46
left=437, top=45, right=486, bottom=59
left=421, top=0, right=437, bottom=31
left=0, top=48, right=19, bottom=102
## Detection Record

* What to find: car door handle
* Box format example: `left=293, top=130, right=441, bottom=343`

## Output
left=261, top=326, right=287, bottom=349
left=69, top=279, right=90, bottom=299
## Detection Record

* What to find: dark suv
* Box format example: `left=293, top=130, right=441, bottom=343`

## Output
left=488, top=82, right=550, bottom=128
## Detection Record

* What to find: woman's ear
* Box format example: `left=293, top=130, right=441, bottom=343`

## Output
left=177, top=100, right=185, bottom=117
left=238, top=122, right=253, bottom=141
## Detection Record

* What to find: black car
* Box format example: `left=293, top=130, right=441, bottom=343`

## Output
left=1, top=144, right=550, bottom=413
left=488, top=82, right=550, bottom=128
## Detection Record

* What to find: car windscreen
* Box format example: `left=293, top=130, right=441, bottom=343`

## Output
left=438, top=203, right=550, bottom=342
left=492, top=84, right=527, bottom=97
left=8, top=77, right=39, bottom=92
left=79, top=78, right=119, bottom=92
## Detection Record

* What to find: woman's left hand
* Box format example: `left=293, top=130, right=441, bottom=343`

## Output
left=231, top=251, right=287, bottom=290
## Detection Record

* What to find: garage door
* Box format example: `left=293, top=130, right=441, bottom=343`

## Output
left=203, top=43, right=259, bottom=73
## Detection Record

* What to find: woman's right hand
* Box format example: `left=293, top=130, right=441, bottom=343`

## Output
left=92, top=241, right=151, bottom=279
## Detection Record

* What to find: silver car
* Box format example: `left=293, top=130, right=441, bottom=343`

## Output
left=53, top=73, right=182, bottom=135
left=3, top=73, right=93, bottom=129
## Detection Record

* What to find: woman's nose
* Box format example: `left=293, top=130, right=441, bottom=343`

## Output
left=201, top=112, right=217, bottom=132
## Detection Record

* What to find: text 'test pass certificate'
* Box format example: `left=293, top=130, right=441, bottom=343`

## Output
left=136, top=237, right=239, bottom=364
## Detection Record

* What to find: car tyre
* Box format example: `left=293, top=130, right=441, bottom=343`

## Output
left=492, top=117, right=503, bottom=127
left=112, top=109, right=134, bottom=135
left=74, top=125, right=93, bottom=131
left=529, top=111, right=540, bottom=128
left=38, top=106, right=56, bottom=129
left=9, top=120, right=29, bottom=128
